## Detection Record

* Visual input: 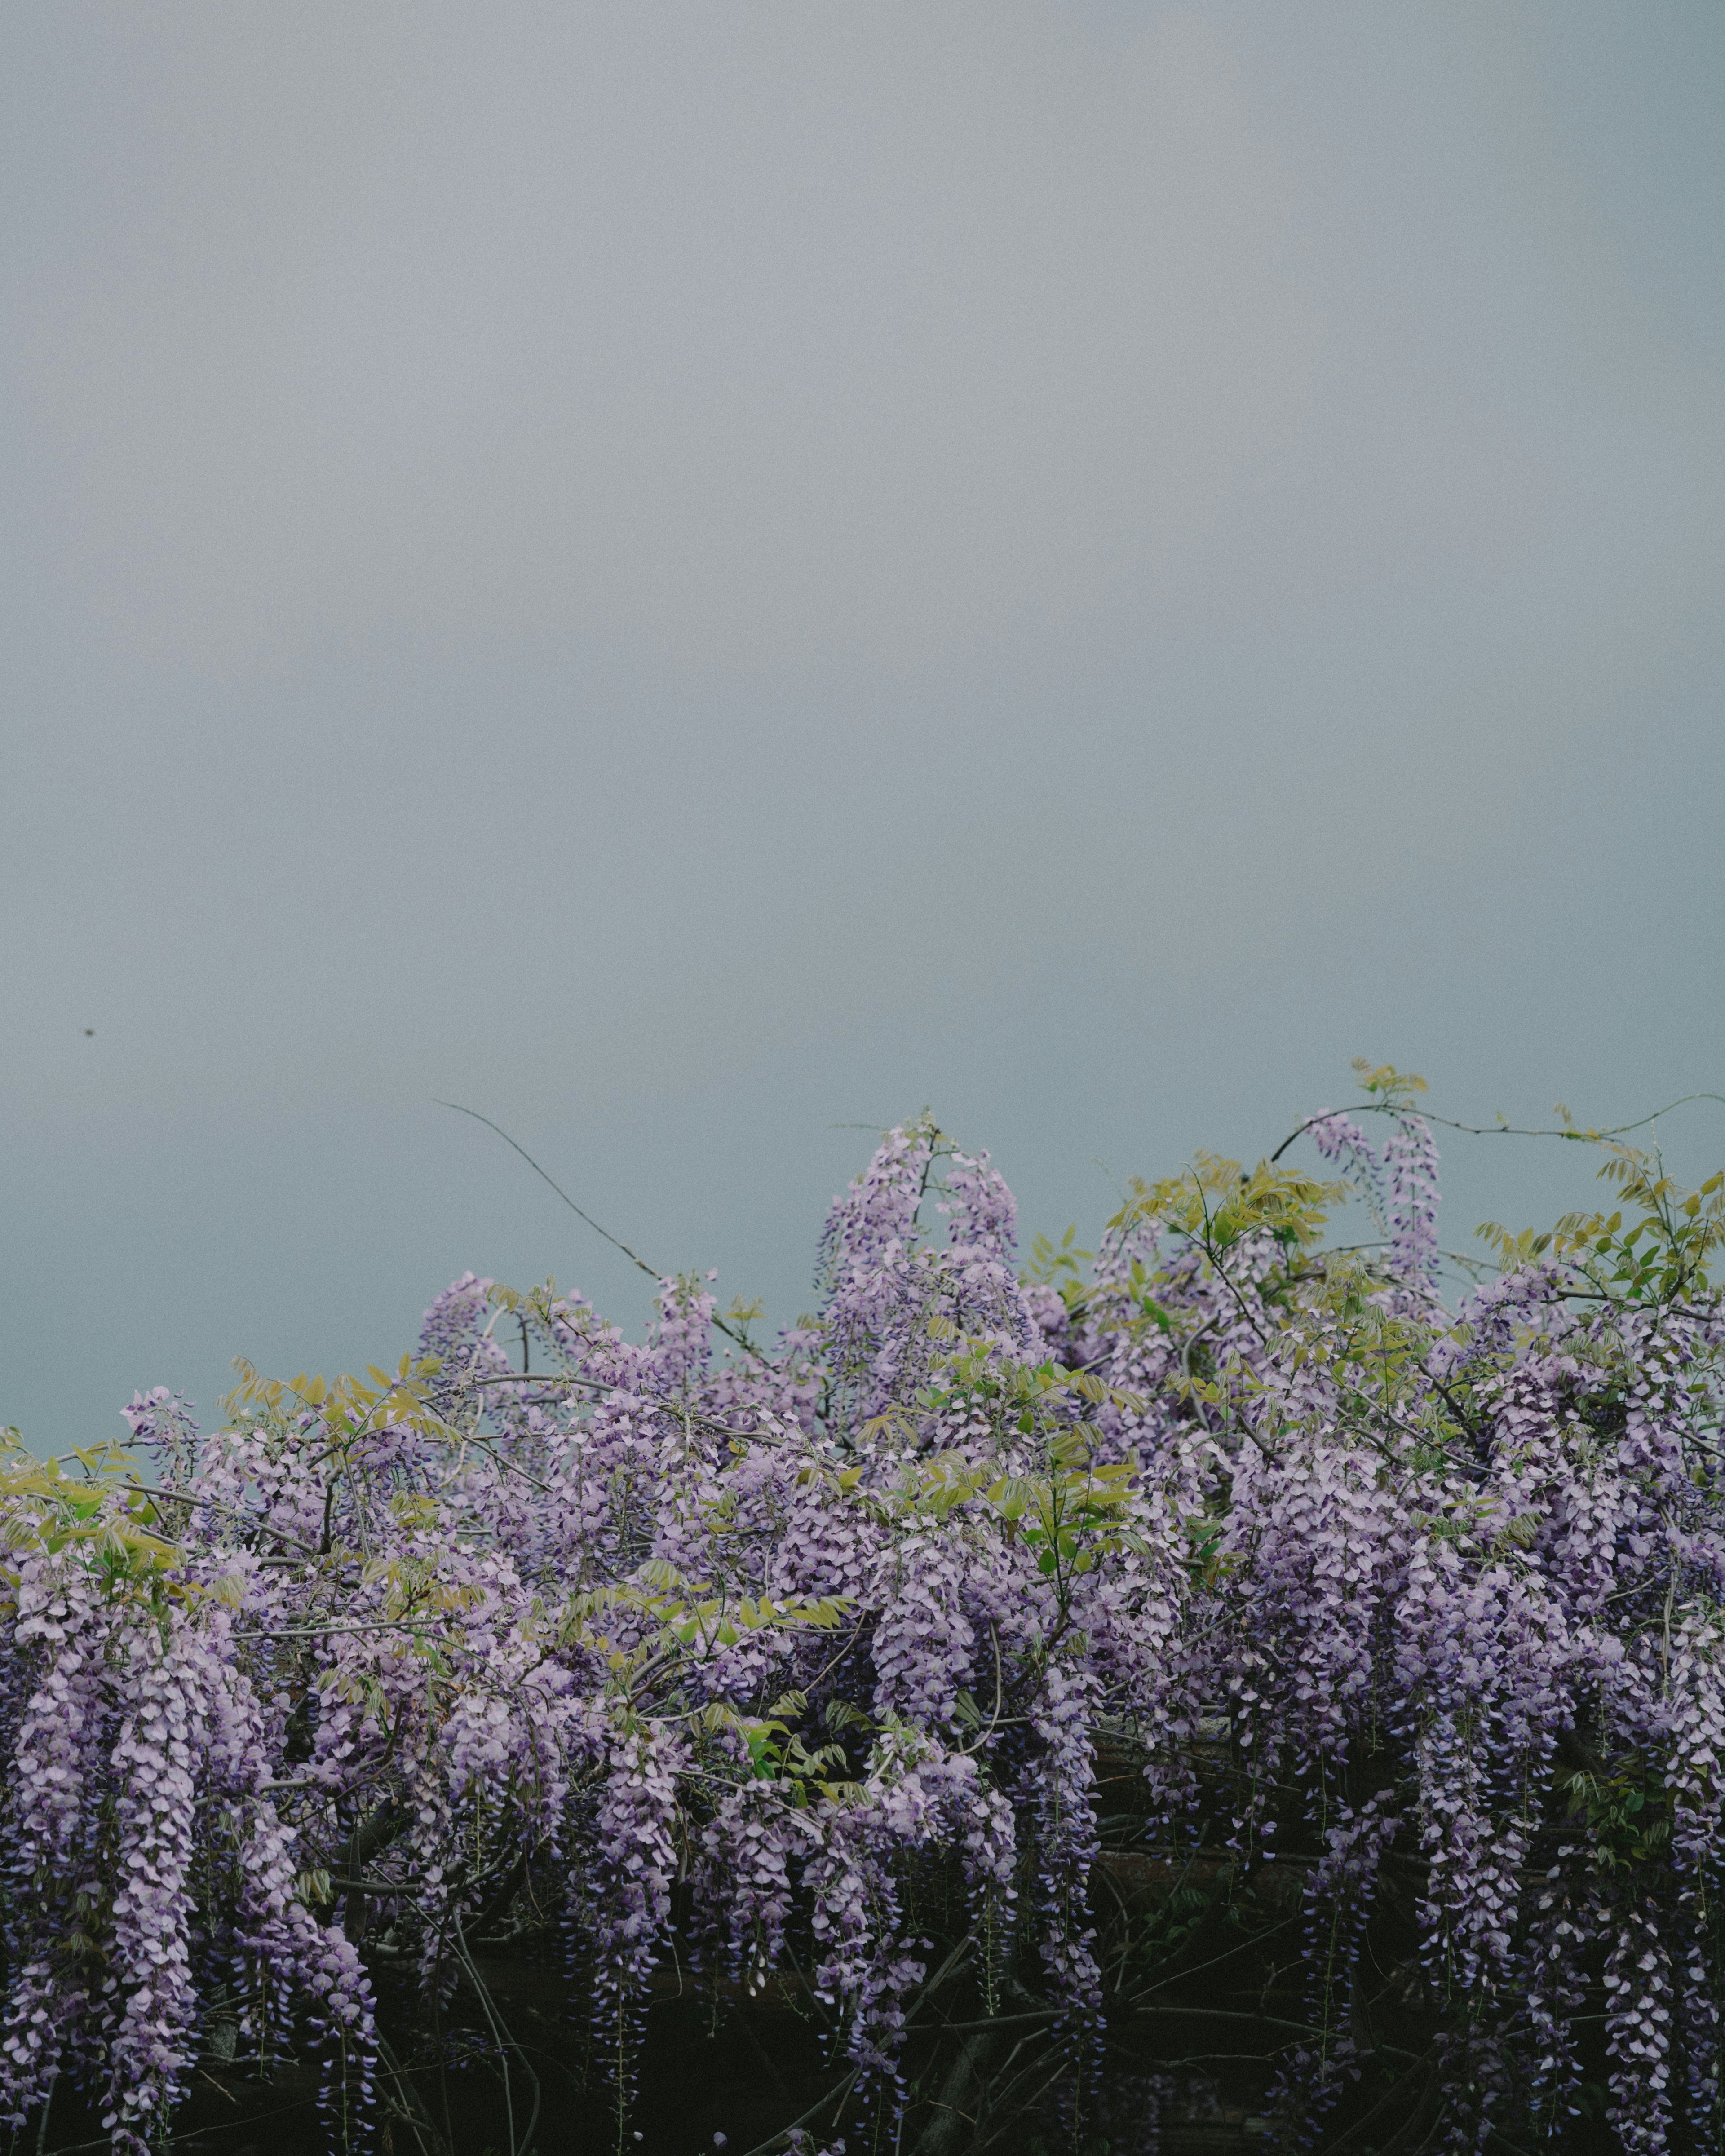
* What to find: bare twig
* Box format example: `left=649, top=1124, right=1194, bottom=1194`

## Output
left=438, top=1101, right=756, bottom=1350
left=1270, top=1091, right=1725, bottom=1165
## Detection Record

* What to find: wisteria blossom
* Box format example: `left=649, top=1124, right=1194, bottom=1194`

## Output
left=1, top=1078, right=1723, bottom=2153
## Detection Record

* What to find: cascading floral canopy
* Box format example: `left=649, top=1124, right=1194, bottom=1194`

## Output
left=3, top=1070, right=1724, bottom=2154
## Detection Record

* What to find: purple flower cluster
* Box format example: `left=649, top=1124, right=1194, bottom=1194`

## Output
left=0, top=1557, right=373, bottom=2152
left=3, top=1093, right=1724, bottom=2153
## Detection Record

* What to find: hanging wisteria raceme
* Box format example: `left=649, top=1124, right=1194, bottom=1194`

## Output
left=1, top=1066, right=1725, bottom=2152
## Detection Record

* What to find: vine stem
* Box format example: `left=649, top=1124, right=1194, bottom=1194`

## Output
left=438, top=1100, right=757, bottom=1350
left=1269, top=1091, right=1725, bottom=1165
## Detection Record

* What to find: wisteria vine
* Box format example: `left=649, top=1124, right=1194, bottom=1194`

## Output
left=3, top=1069, right=1725, bottom=2154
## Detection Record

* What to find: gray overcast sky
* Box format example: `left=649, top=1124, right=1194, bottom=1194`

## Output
left=4, top=2, right=1724, bottom=1448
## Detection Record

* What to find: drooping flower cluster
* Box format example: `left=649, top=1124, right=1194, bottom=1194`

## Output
left=1, top=1080, right=1723, bottom=2153
left=0, top=1548, right=373, bottom=2153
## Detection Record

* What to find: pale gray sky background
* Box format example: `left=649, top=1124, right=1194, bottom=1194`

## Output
left=4, top=3, right=1724, bottom=1448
